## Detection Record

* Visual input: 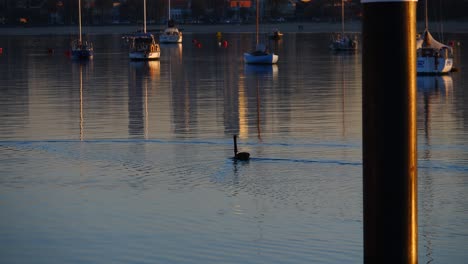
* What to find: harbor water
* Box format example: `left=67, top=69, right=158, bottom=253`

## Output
left=0, top=33, right=467, bottom=263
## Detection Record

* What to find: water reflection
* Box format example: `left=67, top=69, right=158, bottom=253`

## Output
left=0, top=54, right=30, bottom=139
left=164, top=44, right=199, bottom=136
left=239, top=64, right=279, bottom=140
left=418, top=75, right=454, bottom=149
left=72, top=60, right=93, bottom=141
left=244, top=64, right=279, bottom=77
left=128, top=62, right=145, bottom=137
left=417, top=75, right=453, bottom=97
left=417, top=75, right=453, bottom=264
left=79, top=64, right=84, bottom=140
left=1, top=34, right=467, bottom=263
left=128, top=61, right=161, bottom=138
left=129, top=61, right=161, bottom=79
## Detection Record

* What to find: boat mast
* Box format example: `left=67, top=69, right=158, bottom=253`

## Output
left=144, top=0, right=147, bottom=33
left=78, top=0, right=82, bottom=42
left=168, top=0, right=171, bottom=21
left=424, top=0, right=428, bottom=31
left=256, top=0, right=259, bottom=45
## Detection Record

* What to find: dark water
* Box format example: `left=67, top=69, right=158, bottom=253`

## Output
left=0, top=33, right=467, bottom=263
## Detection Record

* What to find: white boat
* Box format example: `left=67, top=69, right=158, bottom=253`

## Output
left=244, top=0, right=278, bottom=64
left=128, top=33, right=160, bottom=60
left=329, top=0, right=358, bottom=51
left=416, top=0, right=453, bottom=75
left=244, top=44, right=278, bottom=64
left=71, top=0, right=93, bottom=59
left=127, top=0, right=160, bottom=60
left=159, top=0, right=182, bottom=44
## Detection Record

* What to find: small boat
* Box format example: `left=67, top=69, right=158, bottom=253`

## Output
left=244, top=44, right=278, bottom=64
left=159, top=0, right=182, bottom=44
left=71, top=40, right=93, bottom=59
left=416, top=31, right=453, bottom=75
left=127, top=0, right=160, bottom=60
left=329, top=0, right=358, bottom=51
left=329, top=34, right=358, bottom=51
left=416, top=0, right=453, bottom=75
left=71, top=0, right=93, bottom=59
left=160, top=20, right=183, bottom=43
left=128, top=32, right=160, bottom=60
left=269, top=29, right=283, bottom=40
left=244, top=0, right=278, bottom=64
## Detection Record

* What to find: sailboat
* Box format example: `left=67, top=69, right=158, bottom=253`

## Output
left=416, top=0, right=453, bottom=75
left=127, top=0, right=160, bottom=60
left=71, top=0, right=93, bottom=59
left=244, top=0, right=278, bottom=64
left=159, top=0, right=183, bottom=44
left=329, top=0, right=358, bottom=51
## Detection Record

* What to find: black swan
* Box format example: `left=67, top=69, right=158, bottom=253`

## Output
left=233, top=135, right=250, bottom=161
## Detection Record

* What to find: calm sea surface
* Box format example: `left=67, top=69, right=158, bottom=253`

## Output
left=1, top=33, right=467, bottom=263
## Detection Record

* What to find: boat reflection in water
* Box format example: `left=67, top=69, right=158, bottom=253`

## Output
left=128, top=60, right=161, bottom=138
left=243, top=64, right=279, bottom=140
left=417, top=75, right=453, bottom=95
left=72, top=60, right=93, bottom=141
left=244, top=64, right=278, bottom=77
left=416, top=75, right=453, bottom=264
left=129, top=60, right=161, bottom=79
left=417, top=75, right=453, bottom=148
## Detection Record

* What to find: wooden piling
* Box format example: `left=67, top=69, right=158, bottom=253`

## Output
left=361, top=0, right=418, bottom=263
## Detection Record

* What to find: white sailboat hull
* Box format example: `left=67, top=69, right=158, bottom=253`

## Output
left=159, top=33, right=182, bottom=43
left=161, top=0, right=182, bottom=44
left=417, top=56, right=453, bottom=75
left=129, top=51, right=160, bottom=60
left=244, top=53, right=278, bottom=64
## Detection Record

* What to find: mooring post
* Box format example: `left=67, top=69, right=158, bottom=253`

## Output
left=362, top=0, right=418, bottom=263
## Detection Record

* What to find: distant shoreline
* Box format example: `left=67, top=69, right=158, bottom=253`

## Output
left=1, top=21, right=467, bottom=35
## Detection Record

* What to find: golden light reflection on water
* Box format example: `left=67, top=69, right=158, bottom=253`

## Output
left=238, top=77, right=248, bottom=138
left=147, top=60, right=160, bottom=79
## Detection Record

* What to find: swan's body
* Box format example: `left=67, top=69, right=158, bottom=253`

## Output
left=233, top=135, right=250, bottom=161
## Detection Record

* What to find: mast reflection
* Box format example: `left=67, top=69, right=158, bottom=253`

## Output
left=417, top=75, right=453, bottom=148
left=166, top=43, right=197, bottom=136
left=73, top=60, right=93, bottom=141
left=128, top=60, right=161, bottom=138
left=239, top=64, right=279, bottom=140
left=79, top=63, right=84, bottom=140
left=417, top=74, right=453, bottom=264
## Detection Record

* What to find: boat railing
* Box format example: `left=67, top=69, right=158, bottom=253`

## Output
left=72, top=39, right=93, bottom=51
